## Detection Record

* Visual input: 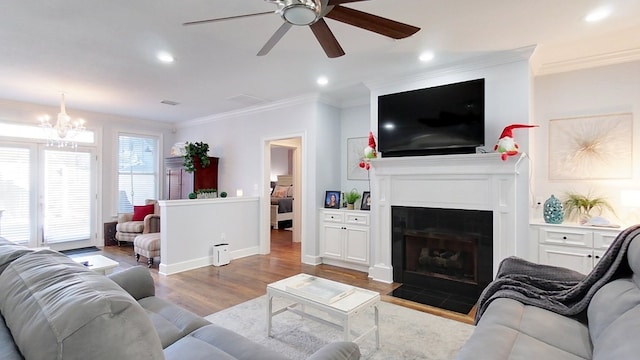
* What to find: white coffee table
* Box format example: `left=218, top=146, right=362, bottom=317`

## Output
left=266, top=273, right=380, bottom=347
left=72, top=254, right=119, bottom=275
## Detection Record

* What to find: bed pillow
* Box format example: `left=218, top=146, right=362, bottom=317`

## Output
left=272, top=185, right=289, bottom=198
left=132, top=204, right=155, bottom=221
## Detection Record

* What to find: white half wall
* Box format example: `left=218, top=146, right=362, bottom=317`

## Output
left=158, top=197, right=260, bottom=275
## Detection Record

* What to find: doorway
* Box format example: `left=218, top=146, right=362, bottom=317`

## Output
left=265, top=136, right=302, bottom=259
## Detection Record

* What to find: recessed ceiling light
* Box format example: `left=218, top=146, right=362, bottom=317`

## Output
left=585, top=7, right=611, bottom=22
left=157, top=52, right=175, bottom=63
left=317, top=76, right=329, bottom=86
left=419, top=51, right=435, bottom=62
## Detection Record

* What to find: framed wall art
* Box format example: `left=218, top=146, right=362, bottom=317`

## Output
left=548, top=113, right=632, bottom=180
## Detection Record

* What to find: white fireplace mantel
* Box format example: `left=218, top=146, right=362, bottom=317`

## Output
left=368, top=152, right=531, bottom=283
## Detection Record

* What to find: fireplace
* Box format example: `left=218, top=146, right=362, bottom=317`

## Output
left=391, top=206, right=492, bottom=313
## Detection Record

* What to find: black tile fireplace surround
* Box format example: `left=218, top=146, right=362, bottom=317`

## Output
left=391, top=206, right=493, bottom=313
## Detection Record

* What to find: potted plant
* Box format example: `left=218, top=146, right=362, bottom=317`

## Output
left=344, top=189, right=361, bottom=210
left=562, top=192, right=615, bottom=224
left=183, top=141, right=210, bottom=173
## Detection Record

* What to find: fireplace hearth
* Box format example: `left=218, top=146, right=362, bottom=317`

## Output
left=390, top=206, right=492, bottom=313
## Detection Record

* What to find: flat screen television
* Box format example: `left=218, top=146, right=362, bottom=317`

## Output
left=377, top=78, right=485, bottom=157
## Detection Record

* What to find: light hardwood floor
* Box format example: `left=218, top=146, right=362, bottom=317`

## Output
left=102, top=229, right=475, bottom=324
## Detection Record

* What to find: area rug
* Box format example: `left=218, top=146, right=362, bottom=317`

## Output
left=205, top=295, right=474, bottom=360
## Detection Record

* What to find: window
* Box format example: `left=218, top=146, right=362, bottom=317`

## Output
left=0, top=146, right=31, bottom=244
left=117, top=134, right=159, bottom=213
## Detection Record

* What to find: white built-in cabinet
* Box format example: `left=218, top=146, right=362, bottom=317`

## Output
left=319, top=209, right=370, bottom=271
left=530, top=222, right=621, bottom=275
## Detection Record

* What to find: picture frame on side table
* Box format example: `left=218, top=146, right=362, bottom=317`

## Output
left=324, top=191, right=341, bottom=209
left=361, top=191, right=371, bottom=210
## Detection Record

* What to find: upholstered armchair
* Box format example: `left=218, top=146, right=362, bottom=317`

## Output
left=115, top=199, right=160, bottom=245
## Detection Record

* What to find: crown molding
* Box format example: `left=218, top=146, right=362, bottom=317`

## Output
left=364, top=46, right=536, bottom=93
left=177, top=94, right=322, bottom=128
left=534, top=47, right=640, bottom=76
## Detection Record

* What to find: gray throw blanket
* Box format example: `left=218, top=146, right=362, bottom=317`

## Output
left=475, top=224, right=640, bottom=324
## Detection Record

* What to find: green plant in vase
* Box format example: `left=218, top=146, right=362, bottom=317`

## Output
left=183, top=141, right=210, bottom=173
left=562, top=192, right=615, bottom=224
left=344, top=189, right=361, bottom=210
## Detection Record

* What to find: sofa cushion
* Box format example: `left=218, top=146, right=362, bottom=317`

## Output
left=0, top=237, right=33, bottom=275
left=0, top=250, right=164, bottom=360
left=0, top=314, right=22, bottom=360
left=116, top=220, right=145, bottom=233
left=587, top=277, right=640, bottom=359
left=165, top=324, right=287, bottom=360
left=456, top=298, right=591, bottom=360
left=138, top=295, right=211, bottom=348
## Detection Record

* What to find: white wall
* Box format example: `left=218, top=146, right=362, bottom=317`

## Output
left=340, top=104, right=371, bottom=204
left=174, top=96, right=342, bottom=264
left=270, top=147, right=291, bottom=181
left=532, top=60, right=640, bottom=226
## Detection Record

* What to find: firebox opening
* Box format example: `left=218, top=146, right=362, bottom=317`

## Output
left=390, top=206, right=493, bottom=314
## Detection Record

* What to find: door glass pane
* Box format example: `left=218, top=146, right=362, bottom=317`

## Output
left=0, top=147, right=31, bottom=244
left=43, top=150, right=91, bottom=244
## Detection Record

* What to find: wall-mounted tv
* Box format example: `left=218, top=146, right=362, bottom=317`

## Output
left=377, top=78, right=485, bottom=157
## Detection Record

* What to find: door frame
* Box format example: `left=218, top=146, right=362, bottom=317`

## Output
left=261, top=134, right=304, bottom=257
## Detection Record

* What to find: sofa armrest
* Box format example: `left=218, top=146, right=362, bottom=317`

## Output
left=108, top=266, right=155, bottom=300
left=117, top=213, right=133, bottom=223
left=143, top=214, right=160, bottom=234
left=307, top=342, right=361, bottom=360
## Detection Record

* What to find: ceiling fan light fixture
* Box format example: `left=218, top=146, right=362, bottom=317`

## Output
left=280, top=0, right=321, bottom=26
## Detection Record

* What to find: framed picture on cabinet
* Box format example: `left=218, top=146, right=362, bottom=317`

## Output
left=324, top=191, right=340, bottom=209
left=361, top=191, right=371, bottom=210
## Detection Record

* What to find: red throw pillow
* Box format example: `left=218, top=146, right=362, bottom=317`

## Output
left=132, top=204, right=155, bottom=221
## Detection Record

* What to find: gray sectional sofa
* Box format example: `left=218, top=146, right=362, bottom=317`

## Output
left=457, top=225, right=640, bottom=359
left=0, top=237, right=360, bottom=360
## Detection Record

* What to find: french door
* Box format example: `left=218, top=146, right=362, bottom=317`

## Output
left=0, top=142, right=97, bottom=250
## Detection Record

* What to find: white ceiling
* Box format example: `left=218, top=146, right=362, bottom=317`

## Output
left=1, top=0, right=639, bottom=124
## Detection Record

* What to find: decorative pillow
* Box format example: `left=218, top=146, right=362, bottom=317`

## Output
left=132, top=204, right=155, bottom=221
left=287, top=185, right=294, bottom=197
left=272, top=185, right=289, bottom=198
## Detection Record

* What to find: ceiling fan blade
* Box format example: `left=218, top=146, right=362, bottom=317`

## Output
left=310, top=18, right=345, bottom=58
left=183, top=11, right=273, bottom=26
left=257, top=23, right=293, bottom=56
left=325, top=5, right=420, bottom=39
left=327, top=0, right=368, bottom=5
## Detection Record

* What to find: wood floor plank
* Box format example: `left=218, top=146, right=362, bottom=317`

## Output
left=102, top=229, right=474, bottom=324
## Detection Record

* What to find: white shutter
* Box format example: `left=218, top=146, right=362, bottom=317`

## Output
left=0, top=146, right=31, bottom=244
left=118, top=135, right=159, bottom=213
left=43, top=150, right=91, bottom=244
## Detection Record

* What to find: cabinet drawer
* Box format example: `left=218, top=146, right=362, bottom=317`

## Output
left=345, top=213, right=369, bottom=225
left=539, top=228, right=593, bottom=248
left=322, top=211, right=344, bottom=223
left=593, top=230, right=621, bottom=251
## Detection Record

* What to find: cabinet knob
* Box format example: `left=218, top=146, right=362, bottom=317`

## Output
left=562, top=236, right=567, bottom=240
left=595, top=255, right=600, bottom=259
left=587, top=254, right=592, bottom=258
left=354, top=218, right=358, bottom=221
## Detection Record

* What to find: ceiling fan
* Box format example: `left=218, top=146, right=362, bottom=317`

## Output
left=183, top=0, right=420, bottom=58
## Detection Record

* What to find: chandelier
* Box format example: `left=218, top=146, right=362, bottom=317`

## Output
left=38, top=93, right=86, bottom=149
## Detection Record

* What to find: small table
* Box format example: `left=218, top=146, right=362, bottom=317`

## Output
left=72, top=254, right=119, bottom=275
left=266, top=274, right=380, bottom=347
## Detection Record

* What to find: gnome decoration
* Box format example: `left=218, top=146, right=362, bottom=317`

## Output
left=359, top=131, right=377, bottom=170
left=494, top=124, right=538, bottom=161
